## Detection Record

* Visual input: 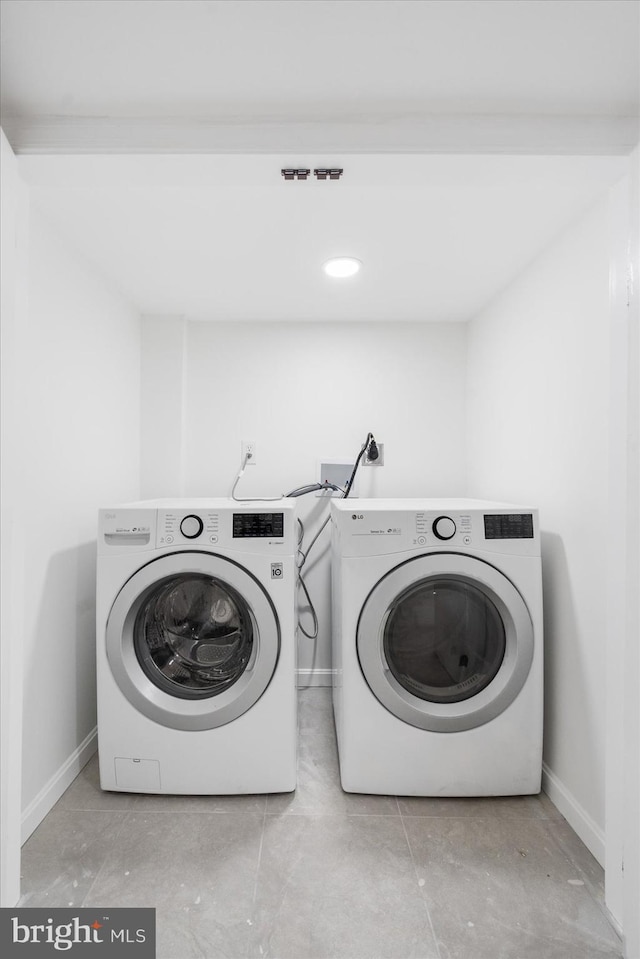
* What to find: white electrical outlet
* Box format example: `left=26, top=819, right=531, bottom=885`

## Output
left=242, top=440, right=256, bottom=465
left=364, top=442, right=384, bottom=466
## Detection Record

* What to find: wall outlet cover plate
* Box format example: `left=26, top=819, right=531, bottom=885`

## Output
left=364, top=442, right=384, bottom=466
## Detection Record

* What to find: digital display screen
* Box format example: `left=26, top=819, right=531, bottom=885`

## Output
left=484, top=514, right=534, bottom=540
left=232, top=513, right=284, bottom=538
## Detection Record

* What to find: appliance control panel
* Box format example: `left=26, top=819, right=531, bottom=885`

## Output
left=416, top=511, right=474, bottom=546
left=100, top=500, right=297, bottom=554
left=484, top=513, right=534, bottom=539
left=155, top=506, right=295, bottom=552
left=158, top=510, right=220, bottom=546
left=232, top=512, right=284, bottom=539
left=332, top=501, right=539, bottom=557
left=158, top=510, right=288, bottom=544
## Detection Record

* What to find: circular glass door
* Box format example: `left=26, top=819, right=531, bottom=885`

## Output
left=357, top=553, right=534, bottom=732
left=383, top=578, right=506, bottom=704
left=134, top=573, right=255, bottom=700
left=106, top=552, right=280, bottom=730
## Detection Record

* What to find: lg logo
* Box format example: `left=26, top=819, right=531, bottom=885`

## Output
left=351, top=514, right=364, bottom=520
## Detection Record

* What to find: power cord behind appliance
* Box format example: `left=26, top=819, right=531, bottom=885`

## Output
left=228, top=431, right=378, bottom=638
left=343, top=432, right=376, bottom=498
left=295, top=431, right=378, bottom=638
left=232, top=461, right=345, bottom=503
left=231, top=451, right=283, bottom=502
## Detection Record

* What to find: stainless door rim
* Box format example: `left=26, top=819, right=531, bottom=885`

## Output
left=356, top=552, right=535, bottom=732
left=106, top=551, right=280, bottom=731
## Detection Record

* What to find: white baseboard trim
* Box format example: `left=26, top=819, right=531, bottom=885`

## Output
left=296, top=668, right=333, bottom=688
left=21, top=727, right=97, bottom=845
left=542, top=761, right=605, bottom=867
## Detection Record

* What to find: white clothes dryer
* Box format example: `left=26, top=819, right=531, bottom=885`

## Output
left=96, top=499, right=297, bottom=794
left=330, top=499, right=543, bottom=796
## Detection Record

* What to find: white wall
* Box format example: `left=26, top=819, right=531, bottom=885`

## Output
left=466, top=192, right=612, bottom=864
left=141, top=315, right=188, bottom=499
left=623, top=146, right=639, bottom=959
left=141, top=319, right=467, bottom=681
left=625, top=147, right=640, bottom=957
left=1, top=130, right=28, bottom=905
left=605, top=152, right=640, bottom=956
left=18, top=203, right=141, bottom=841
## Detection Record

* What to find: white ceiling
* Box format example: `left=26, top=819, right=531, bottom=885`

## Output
left=1, top=0, right=638, bottom=153
left=21, top=153, right=626, bottom=322
left=3, top=0, right=639, bottom=116
left=2, top=1, right=638, bottom=323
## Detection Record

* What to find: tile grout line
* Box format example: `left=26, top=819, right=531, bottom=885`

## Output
left=247, top=791, right=269, bottom=953
left=398, top=807, right=444, bottom=959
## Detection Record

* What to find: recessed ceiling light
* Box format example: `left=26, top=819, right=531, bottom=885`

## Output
left=323, top=257, right=362, bottom=278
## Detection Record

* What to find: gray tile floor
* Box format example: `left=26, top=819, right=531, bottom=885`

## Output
left=19, top=688, right=623, bottom=959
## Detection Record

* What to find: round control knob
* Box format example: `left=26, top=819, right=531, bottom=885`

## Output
left=180, top=514, right=204, bottom=539
left=433, top=516, right=456, bottom=540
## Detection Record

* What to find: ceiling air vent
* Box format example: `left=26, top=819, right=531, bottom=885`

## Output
left=314, top=168, right=343, bottom=180
left=281, top=168, right=343, bottom=181
left=281, top=168, right=311, bottom=180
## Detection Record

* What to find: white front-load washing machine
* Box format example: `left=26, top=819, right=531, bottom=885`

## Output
left=96, top=498, right=297, bottom=794
left=331, top=499, right=543, bottom=796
